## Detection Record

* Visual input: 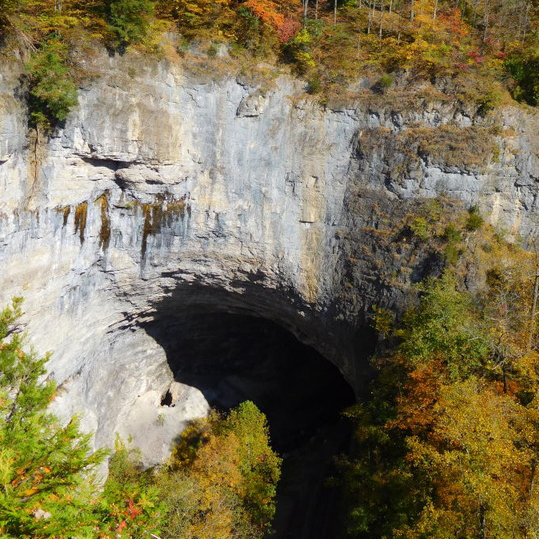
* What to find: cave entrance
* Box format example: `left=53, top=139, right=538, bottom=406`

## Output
left=146, top=311, right=356, bottom=538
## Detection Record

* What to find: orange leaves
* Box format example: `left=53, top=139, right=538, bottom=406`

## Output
left=438, top=8, right=469, bottom=45
left=162, top=402, right=281, bottom=539
left=244, top=0, right=284, bottom=28
left=393, top=373, right=538, bottom=537
left=125, top=498, right=143, bottom=520
left=243, top=0, right=300, bottom=41
left=391, top=358, right=445, bottom=433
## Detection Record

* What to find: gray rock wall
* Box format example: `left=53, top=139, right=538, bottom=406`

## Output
left=1, top=49, right=539, bottom=462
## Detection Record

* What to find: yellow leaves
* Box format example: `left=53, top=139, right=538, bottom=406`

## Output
left=163, top=402, right=280, bottom=538
left=387, top=356, right=539, bottom=538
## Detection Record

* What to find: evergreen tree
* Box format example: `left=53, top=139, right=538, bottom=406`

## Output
left=104, top=0, right=154, bottom=49
left=0, top=298, right=106, bottom=538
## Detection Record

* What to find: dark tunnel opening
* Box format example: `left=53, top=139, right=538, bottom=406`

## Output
left=145, top=311, right=356, bottom=538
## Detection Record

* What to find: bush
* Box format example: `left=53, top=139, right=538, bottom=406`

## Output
left=307, top=74, right=322, bottom=94
left=465, top=205, right=484, bottom=231
left=26, top=37, right=78, bottom=132
left=409, top=216, right=430, bottom=241
left=105, top=0, right=155, bottom=50
left=443, top=224, right=463, bottom=243
left=378, top=73, right=394, bottom=89
left=98, top=440, right=164, bottom=538
left=283, top=28, right=316, bottom=74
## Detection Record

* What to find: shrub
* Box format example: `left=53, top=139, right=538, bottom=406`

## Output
left=378, top=73, right=394, bottom=89
left=283, top=28, right=316, bottom=74
left=465, top=205, right=484, bottom=231
left=26, top=37, right=78, bottom=132
left=105, top=0, right=155, bottom=50
left=307, top=74, right=322, bottom=94
left=443, top=224, right=463, bottom=243
left=98, top=439, right=164, bottom=538
left=409, top=216, right=430, bottom=241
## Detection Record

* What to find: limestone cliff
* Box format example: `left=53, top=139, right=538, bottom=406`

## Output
left=1, top=48, right=539, bottom=462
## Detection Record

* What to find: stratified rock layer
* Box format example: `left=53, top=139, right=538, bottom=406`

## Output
left=1, top=50, right=539, bottom=461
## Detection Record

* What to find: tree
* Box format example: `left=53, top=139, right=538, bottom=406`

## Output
left=398, top=273, right=491, bottom=378
left=158, top=401, right=282, bottom=539
left=397, top=377, right=539, bottom=539
left=104, top=0, right=154, bottom=49
left=0, top=299, right=107, bottom=538
left=340, top=271, right=539, bottom=538
left=26, top=36, right=78, bottom=131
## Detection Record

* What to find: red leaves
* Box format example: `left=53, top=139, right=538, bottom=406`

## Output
left=276, top=18, right=300, bottom=43
left=243, top=0, right=300, bottom=42
left=468, top=50, right=485, bottom=63
left=125, top=498, right=142, bottom=520
left=115, top=498, right=143, bottom=534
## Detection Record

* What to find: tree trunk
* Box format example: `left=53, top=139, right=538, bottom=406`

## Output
left=483, top=0, right=490, bottom=42
left=528, top=270, right=539, bottom=351
left=479, top=504, right=487, bottom=539
left=334, top=0, right=338, bottom=24
left=410, top=0, right=415, bottom=22
left=379, top=0, right=384, bottom=38
left=368, top=1, right=374, bottom=33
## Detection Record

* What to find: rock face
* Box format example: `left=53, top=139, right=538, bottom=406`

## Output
left=1, top=49, right=539, bottom=462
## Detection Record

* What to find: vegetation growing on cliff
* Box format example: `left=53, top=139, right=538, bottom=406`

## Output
left=2, top=0, right=539, bottom=128
left=339, top=221, right=539, bottom=538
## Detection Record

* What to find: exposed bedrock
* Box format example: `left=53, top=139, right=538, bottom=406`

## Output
left=1, top=51, right=539, bottom=462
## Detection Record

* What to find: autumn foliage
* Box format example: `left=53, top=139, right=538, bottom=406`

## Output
left=341, top=261, right=539, bottom=539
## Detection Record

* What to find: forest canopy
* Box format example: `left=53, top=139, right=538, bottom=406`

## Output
left=2, top=0, right=539, bottom=129
left=338, top=209, right=539, bottom=539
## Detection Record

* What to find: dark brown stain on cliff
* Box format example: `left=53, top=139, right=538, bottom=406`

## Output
left=74, top=202, right=88, bottom=244
left=140, top=195, right=187, bottom=258
left=96, top=191, right=111, bottom=251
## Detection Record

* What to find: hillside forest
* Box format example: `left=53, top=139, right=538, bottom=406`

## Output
left=2, top=0, right=539, bottom=129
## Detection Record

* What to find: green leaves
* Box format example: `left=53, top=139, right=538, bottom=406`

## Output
left=105, top=0, right=155, bottom=49
left=0, top=299, right=107, bottom=538
left=399, top=273, right=491, bottom=378
left=341, top=267, right=539, bottom=538
left=26, top=37, right=78, bottom=131
left=157, top=401, right=281, bottom=539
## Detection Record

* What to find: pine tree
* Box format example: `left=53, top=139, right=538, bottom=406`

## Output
left=0, top=298, right=106, bottom=538
left=104, top=0, right=155, bottom=49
